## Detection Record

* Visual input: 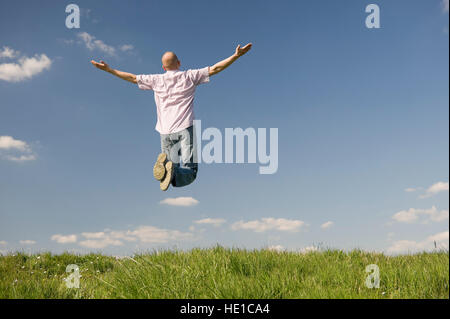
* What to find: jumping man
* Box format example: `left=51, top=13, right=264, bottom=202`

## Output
left=91, top=43, right=252, bottom=191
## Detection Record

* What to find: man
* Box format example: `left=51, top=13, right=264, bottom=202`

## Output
left=91, top=43, right=252, bottom=191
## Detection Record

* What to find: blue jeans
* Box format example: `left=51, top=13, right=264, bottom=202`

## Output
left=160, top=125, right=198, bottom=187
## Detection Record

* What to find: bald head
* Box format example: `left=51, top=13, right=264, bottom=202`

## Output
left=162, top=51, right=180, bottom=70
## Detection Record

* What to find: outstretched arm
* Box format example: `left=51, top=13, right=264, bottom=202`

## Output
left=90, top=60, right=137, bottom=84
left=209, top=43, right=252, bottom=77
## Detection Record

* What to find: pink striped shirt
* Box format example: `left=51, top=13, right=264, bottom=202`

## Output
left=136, top=67, right=210, bottom=134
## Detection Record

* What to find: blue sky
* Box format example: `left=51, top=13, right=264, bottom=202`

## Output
left=0, top=0, right=448, bottom=255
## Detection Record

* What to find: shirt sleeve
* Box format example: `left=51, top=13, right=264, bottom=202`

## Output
left=187, top=67, right=210, bottom=86
left=136, top=74, right=155, bottom=90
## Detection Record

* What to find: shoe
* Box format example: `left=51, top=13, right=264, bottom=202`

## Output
left=160, top=161, right=174, bottom=191
left=153, top=153, right=167, bottom=181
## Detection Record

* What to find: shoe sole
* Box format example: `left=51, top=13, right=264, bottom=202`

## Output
left=153, top=153, right=167, bottom=181
left=160, top=161, right=173, bottom=191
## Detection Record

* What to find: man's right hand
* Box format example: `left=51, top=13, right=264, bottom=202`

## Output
left=91, top=60, right=111, bottom=72
left=90, top=60, right=137, bottom=83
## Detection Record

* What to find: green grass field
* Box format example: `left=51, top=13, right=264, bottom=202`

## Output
left=0, top=247, right=448, bottom=299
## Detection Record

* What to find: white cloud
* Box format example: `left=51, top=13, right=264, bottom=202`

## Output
left=428, top=231, right=449, bottom=242
left=0, top=136, right=30, bottom=152
left=194, top=218, right=226, bottom=227
left=4, top=154, right=37, bottom=162
left=405, top=182, right=448, bottom=198
left=231, top=217, right=306, bottom=233
left=77, top=32, right=116, bottom=56
left=65, top=32, right=134, bottom=56
left=420, top=181, right=449, bottom=198
left=0, top=46, right=18, bottom=59
left=320, top=221, right=334, bottom=229
left=79, top=231, right=124, bottom=248
left=387, top=240, right=422, bottom=254
left=160, top=197, right=199, bottom=207
left=120, top=44, right=134, bottom=52
left=267, top=245, right=285, bottom=252
left=128, top=226, right=193, bottom=243
left=391, top=206, right=449, bottom=224
left=108, top=230, right=137, bottom=242
left=387, top=231, right=449, bottom=254
left=81, top=232, right=106, bottom=239
left=430, top=209, right=450, bottom=222
left=79, top=238, right=123, bottom=249
left=19, top=240, right=36, bottom=245
left=76, top=225, right=192, bottom=249
left=0, top=241, right=7, bottom=246
left=299, top=246, right=319, bottom=254
left=0, top=137, right=36, bottom=162
left=51, top=234, right=77, bottom=244
left=0, top=53, right=51, bottom=82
